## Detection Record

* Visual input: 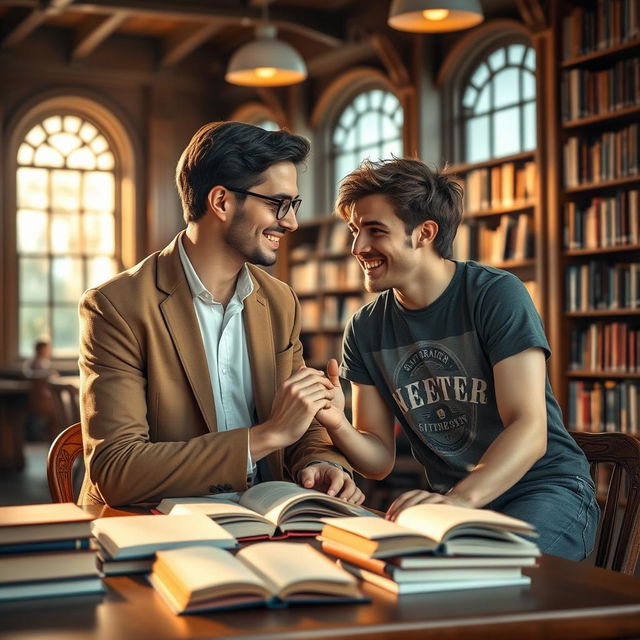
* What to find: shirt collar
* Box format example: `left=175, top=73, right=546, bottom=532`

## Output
left=178, top=234, right=254, bottom=305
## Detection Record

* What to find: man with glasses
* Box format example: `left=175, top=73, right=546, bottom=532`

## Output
left=78, top=121, right=362, bottom=507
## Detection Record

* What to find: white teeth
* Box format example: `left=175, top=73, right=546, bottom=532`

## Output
left=264, top=234, right=280, bottom=243
left=362, top=259, right=383, bottom=270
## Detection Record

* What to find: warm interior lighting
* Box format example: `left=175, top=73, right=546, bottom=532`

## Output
left=255, top=67, right=277, bottom=79
left=422, top=9, right=450, bottom=21
left=388, top=0, right=483, bottom=32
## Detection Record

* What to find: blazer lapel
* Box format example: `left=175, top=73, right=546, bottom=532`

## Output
left=244, top=274, right=283, bottom=480
left=157, top=234, right=217, bottom=433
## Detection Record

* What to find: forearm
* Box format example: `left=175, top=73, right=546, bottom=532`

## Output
left=447, top=417, right=547, bottom=508
left=323, top=416, right=394, bottom=479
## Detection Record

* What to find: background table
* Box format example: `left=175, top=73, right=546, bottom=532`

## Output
left=2, top=554, right=640, bottom=639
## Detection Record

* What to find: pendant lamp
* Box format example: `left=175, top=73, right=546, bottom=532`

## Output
left=388, top=0, right=484, bottom=33
left=225, top=2, right=307, bottom=87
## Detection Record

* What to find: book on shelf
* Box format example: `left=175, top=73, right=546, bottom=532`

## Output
left=321, top=538, right=537, bottom=582
left=91, top=513, right=237, bottom=560
left=0, top=549, right=98, bottom=585
left=0, top=503, right=94, bottom=546
left=319, top=505, right=538, bottom=559
left=156, top=481, right=373, bottom=540
left=149, top=542, right=367, bottom=614
left=338, top=560, right=530, bottom=595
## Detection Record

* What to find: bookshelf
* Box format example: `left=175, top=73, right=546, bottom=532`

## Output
left=556, top=0, right=640, bottom=435
left=450, top=151, right=543, bottom=314
left=278, top=217, right=375, bottom=369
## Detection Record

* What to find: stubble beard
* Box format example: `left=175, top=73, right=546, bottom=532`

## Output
left=225, top=204, right=277, bottom=267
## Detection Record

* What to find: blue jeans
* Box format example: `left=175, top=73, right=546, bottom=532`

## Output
left=486, top=475, right=599, bottom=561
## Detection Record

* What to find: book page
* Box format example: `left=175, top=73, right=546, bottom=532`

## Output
left=169, top=503, right=276, bottom=538
left=396, top=504, right=536, bottom=542
left=320, top=516, right=432, bottom=541
left=238, top=481, right=370, bottom=525
left=156, top=494, right=241, bottom=513
left=237, top=541, right=359, bottom=599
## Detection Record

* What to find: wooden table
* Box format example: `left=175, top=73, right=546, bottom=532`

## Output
left=1, top=552, right=640, bottom=639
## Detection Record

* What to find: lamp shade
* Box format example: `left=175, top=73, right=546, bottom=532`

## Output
left=388, top=0, right=483, bottom=32
left=225, top=24, right=307, bottom=87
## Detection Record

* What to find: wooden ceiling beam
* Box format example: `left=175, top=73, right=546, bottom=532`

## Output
left=515, top=0, right=547, bottom=31
left=307, top=38, right=375, bottom=77
left=71, top=10, right=129, bottom=59
left=160, top=21, right=224, bottom=68
left=1, top=9, right=46, bottom=48
left=370, top=33, right=410, bottom=88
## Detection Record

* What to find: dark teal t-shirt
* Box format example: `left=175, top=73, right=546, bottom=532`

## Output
left=341, top=260, right=590, bottom=493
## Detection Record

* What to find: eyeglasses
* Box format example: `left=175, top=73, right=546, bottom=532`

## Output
left=226, top=187, right=302, bottom=220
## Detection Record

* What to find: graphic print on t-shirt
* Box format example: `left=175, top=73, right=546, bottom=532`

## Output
left=383, top=340, right=489, bottom=458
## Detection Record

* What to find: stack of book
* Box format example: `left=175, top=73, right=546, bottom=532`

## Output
left=0, top=503, right=102, bottom=601
left=319, top=504, right=540, bottom=595
left=92, top=513, right=238, bottom=576
left=148, top=541, right=368, bottom=615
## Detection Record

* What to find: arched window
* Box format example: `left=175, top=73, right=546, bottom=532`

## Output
left=256, top=119, right=279, bottom=131
left=16, top=114, right=119, bottom=358
left=461, top=43, right=536, bottom=163
left=330, top=89, right=403, bottom=199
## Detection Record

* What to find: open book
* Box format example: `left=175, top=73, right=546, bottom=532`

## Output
left=320, top=504, right=539, bottom=559
left=156, top=481, right=373, bottom=539
left=91, top=513, right=237, bottom=560
left=149, top=542, right=367, bottom=614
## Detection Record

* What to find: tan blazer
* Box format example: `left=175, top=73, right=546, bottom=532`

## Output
left=78, top=232, right=348, bottom=506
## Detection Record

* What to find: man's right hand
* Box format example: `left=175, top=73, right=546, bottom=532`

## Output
left=250, top=367, right=335, bottom=458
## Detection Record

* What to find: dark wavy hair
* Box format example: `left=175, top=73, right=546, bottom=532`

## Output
left=176, top=121, right=310, bottom=222
left=335, top=158, right=464, bottom=259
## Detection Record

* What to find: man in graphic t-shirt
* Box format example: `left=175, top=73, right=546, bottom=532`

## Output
left=313, top=157, right=598, bottom=560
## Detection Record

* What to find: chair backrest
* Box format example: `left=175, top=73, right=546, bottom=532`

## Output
left=48, top=379, right=80, bottom=437
left=47, top=422, right=83, bottom=503
left=570, top=431, right=640, bottom=575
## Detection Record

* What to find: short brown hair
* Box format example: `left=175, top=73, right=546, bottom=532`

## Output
left=335, top=158, right=463, bottom=258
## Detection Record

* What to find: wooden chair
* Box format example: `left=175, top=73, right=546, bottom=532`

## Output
left=47, top=422, right=83, bottom=503
left=570, top=431, right=640, bottom=575
left=47, top=378, right=80, bottom=438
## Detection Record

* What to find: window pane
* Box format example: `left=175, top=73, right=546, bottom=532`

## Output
left=383, top=92, right=400, bottom=113
left=51, top=213, right=81, bottom=254
left=488, top=48, right=506, bottom=71
left=341, top=127, right=357, bottom=152
left=476, top=85, right=490, bottom=113
left=67, top=146, right=96, bottom=170
left=52, top=257, right=84, bottom=302
left=20, top=258, right=49, bottom=303
left=524, top=101, right=536, bottom=150
left=256, top=120, right=278, bottom=131
left=334, top=152, right=357, bottom=184
left=79, top=121, right=98, bottom=143
left=522, top=69, right=536, bottom=101
left=381, top=114, right=400, bottom=141
left=51, top=170, right=81, bottom=212
left=382, top=139, right=402, bottom=158
left=358, top=111, right=380, bottom=148
left=87, top=257, right=117, bottom=289
left=49, top=132, right=82, bottom=156
left=508, top=44, right=526, bottom=65
left=17, top=210, right=48, bottom=253
left=463, top=86, right=477, bottom=109
left=90, top=135, right=108, bottom=154
left=524, top=47, right=536, bottom=71
left=43, top=116, right=62, bottom=134
left=63, top=115, right=82, bottom=133
left=493, top=68, right=520, bottom=109
left=25, top=125, right=46, bottom=147
left=83, top=212, right=115, bottom=255
left=52, top=306, right=79, bottom=357
left=17, top=168, right=48, bottom=209
left=471, top=63, right=489, bottom=87
left=17, top=143, right=34, bottom=165
left=466, top=115, right=490, bottom=163
left=369, top=89, right=384, bottom=109
left=493, top=107, right=521, bottom=156
left=97, top=151, right=115, bottom=171
left=338, top=106, right=356, bottom=130
left=19, top=306, right=50, bottom=358
left=83, top=172, right=114, bottom=211
left=353, top=93, right=369, bottom=113
left=34, top=144, right=64, bottom=168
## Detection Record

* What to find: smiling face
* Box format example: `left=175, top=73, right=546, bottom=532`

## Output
left=225, top=161, right=299, bottom=266
left=348, top=194, right=422, bottom=293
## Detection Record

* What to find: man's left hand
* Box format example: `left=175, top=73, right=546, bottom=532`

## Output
left=385, top=489, right=472, bottom=520
left=297, top=462, right=365, bottom=505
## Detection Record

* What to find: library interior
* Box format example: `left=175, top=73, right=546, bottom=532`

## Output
left=1, top=0, right=640, bottom=638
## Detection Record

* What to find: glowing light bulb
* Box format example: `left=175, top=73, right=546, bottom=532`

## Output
left=255, top=67, right=277, bottom=78
left=422, top=9, right=450, bottom=21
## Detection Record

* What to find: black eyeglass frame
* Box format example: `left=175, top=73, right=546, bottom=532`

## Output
left=226, top=187, right=302, bottom=220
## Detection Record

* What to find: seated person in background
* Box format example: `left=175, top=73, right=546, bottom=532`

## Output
left=23, top=337, right=56, bottom=379
left=313, top=157, right=598, bottom=560
left=78, top=121, right=362, bottom=507
left=23, top=337, right=57, bottom=440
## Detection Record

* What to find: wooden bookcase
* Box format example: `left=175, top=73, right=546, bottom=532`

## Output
left=554, top=0, right=640, bottom=434
left=277, top=217, right=375, bottom=369
left=449, top=151, right=544, bottom=315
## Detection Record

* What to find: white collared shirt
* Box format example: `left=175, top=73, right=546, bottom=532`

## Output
left=178, top=237, right=256, bottom=476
